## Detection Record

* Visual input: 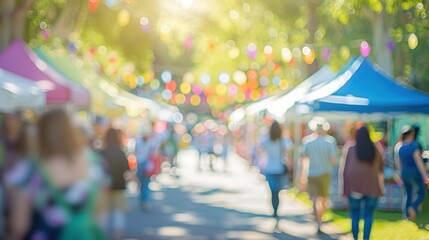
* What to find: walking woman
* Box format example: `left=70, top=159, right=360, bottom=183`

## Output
left=340, top=125, right=384, bottom=240
left=395, top=125, right=429, bottom=220
left=259, top=121, right=293, bottom=227
left=100, top=128, right=129, bottom=240
left=5, top=109, right=107, bottom=240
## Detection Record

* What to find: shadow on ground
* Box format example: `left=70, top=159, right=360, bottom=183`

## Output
left=123, top=180, right=344, bottom=240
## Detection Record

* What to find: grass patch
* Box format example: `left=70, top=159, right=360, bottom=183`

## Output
left=287, top=188, right=429, bottom=240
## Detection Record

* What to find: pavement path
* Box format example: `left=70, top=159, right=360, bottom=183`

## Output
left=122, top=149, right=352, bottom=240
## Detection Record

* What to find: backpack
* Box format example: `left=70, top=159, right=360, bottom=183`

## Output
left=38, top=150, right=106, bottom=240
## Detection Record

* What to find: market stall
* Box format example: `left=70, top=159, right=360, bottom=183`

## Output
left=294, top=57, right=429, bottom=210
left=0, top=40, right=89, bottom=108
left=0, top=68, right=45, bottom=112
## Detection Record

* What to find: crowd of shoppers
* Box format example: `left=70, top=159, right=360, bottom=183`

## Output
left=1, top=109, right=428, bottom=240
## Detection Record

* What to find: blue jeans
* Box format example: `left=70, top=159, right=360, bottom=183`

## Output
left=401, top=169, right=427, bottom=217
left=265, top=174, right=283, bottom=217
left=348, top=195, right=378, bottom=240
left=137, top=166, right=151, bottom=204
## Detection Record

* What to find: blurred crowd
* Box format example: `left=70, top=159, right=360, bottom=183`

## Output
left=252, top=117, right=429, bottom=238
left=1, top=109, right=428, bottom=240
left=0, top=108, right=233, bottom=240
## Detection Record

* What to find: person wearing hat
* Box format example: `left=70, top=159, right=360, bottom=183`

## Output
left=395, top=125, right=429, bottom=220
left=300, top=117, right=337, bottom=233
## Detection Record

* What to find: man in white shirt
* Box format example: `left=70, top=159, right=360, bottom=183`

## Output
left=301, top=117, right=337, bottom=233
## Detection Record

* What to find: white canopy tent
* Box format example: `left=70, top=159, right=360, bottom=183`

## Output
left=0, top=68, right=45, bottom=112
left=267, top=66, right=336, bottom=120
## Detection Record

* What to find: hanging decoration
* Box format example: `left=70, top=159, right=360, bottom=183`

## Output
left=408, top=33, right=418, bottom=49
left=208, top=41, right=217, bottom=51
left=88, top=0, right=99, bottom=12
left=200, top=73, right=211, bottom=85
left=105, top=0, right=119, bottom=8
left=386, top=39, right=395, bottom=52
left=264, top=45, right=275, bottom=61
left=180, top=82, right=191, bottom=94
left=228, top=47, right=240, bottom=59
left=42, top=29, right=51, bottom=41
left=233, top=71, right=247, bottom=85
left=340, top=46, right=350, bottom=60
left=118, top=10, right=131, bottom=27
left=184, top=36, right=194, bottom=49
left=281, top=48, right=292, bottom=63
left=302, top=46, right=316, bottom=64
left=247, top=43, right=258, bottom=59
left=360, top=41, right=371, bottom=57
left=165, top=81, right=177, bottom=92
left=219, top=72, right=230, bottom=84
left=140, top=17, right=151, bottom=32
left=67, top=42, right=78, bottom=54
left=192, top=84, right=203, bottom=95
left=321, top=47, right=331, bottom=60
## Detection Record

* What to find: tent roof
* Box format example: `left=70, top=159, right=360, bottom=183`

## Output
left=0, top=40, right=89, bottom=107
left=0, top=68, right=45, bottom=112
left=267, top=65, right=336, bottom=119
left=33, top=47, right=122, bottom=116
left=297, top=57, right=429, bottom=115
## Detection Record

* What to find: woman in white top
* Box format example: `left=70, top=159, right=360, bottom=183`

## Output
left=259, top=121, right=293, bottom=226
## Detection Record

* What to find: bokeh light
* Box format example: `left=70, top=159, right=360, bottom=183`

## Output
left=340, top=46, right=350, bottom=60
left=228, top=47, right=240, bottom=59
left=233, top=70, right=247, bottom=85
left=200, top=73, right=211, bottom=85
left=118, top=9, right=130, bottom=27
left=219, top=72, right=230, bottom=84
left=180, top=82, right=191, bottom=94
left=150, top=79, right=161, bottom=90
left=166, top=81, right=177, bottom=92
left=192, top=84, right=203, bottom=95
left=408, top=33, right=418, bottom=49
left=247, top=43, right=258, bottom=59
left=162, top=89, right=173, bottom=100
left=281, top=48, right=292, bottom=63
left=360, top=41, right=371, bottom=57
left=183, top=72, right=194, bottom=83
left=216, top=84, right=227, bottom=95
left=174, top=93, right=186, bottom=105
left=190, top=95, right=201, bottom=106
left=161, top=71, right=172, bottom=83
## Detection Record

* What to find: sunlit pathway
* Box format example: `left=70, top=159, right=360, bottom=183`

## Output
left=123, top=149, right=351, bottom=240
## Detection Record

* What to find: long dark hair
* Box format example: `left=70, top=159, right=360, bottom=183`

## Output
left=355, top=125, right=376, bottom=165
left=105, top=128, right=121, bottom=149
left=269, top=121, right=282, bottom=141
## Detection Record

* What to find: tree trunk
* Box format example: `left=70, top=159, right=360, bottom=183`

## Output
left=373, top=12, right=393, bottom=75
left=306, top=0, right=320, bottom=77
left=0, top=0, right=16, bottom=50
left=0, top=0, right=34, bottom=51
left=11, top=9, right=27, bottom=41
left=54, top=0, right=86, bottom=39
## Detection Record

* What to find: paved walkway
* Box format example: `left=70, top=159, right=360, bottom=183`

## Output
left=123, top=149, right=351, bottom=240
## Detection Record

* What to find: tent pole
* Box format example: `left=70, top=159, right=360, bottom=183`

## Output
left=293, top=119, right=302, bottom=187
left=386, top=116, right=394, bottom=167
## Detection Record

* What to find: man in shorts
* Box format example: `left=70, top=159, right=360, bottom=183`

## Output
left=301, top=117, right=337, bottom=233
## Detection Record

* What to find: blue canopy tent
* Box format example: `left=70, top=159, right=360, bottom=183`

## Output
left=297, top=57, right=429, bottom=116
left=291, top=57, right=429, bottom=211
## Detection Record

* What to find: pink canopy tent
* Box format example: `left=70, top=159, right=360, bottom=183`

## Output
left=0, top=40, right=89, bottom=107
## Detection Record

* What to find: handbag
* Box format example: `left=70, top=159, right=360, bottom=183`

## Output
left=144, top=154, right=162, bottom=177
left=280, top=141, right=288, bottom=174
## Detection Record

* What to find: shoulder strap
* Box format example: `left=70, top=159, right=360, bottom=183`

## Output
left=37, top=150, right=100, bottom=214
left=37, top=162, right=70, bottom=210
left=0, top=142, right=4, bottom=167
